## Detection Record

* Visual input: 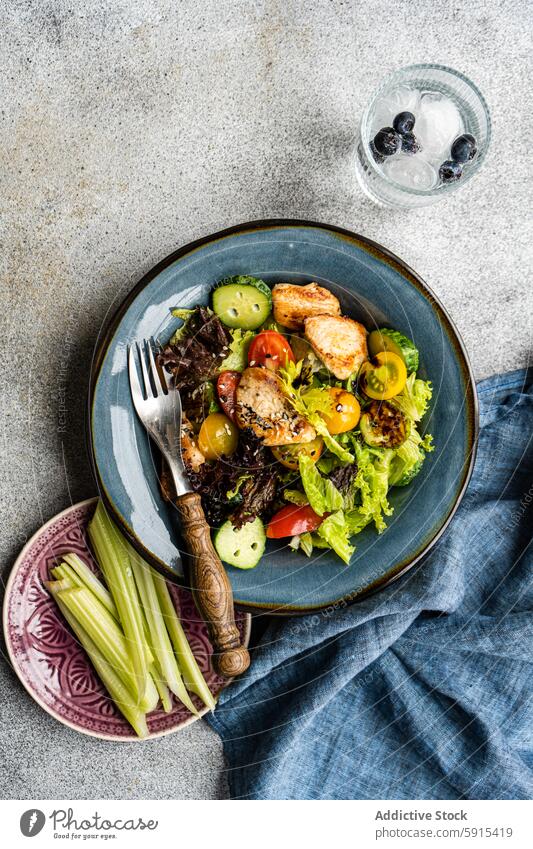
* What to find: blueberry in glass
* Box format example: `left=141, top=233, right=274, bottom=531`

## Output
left=370, top=140, right=385, bottom=163
left=393, top=111, right=415, bottom=134
left=373, top=127, right=402, bottom=157
left=400, top=132, right=421, bottom=155
left=451, top=133, right=477, bottom=163
left=439, top=160, right=463, bottom=183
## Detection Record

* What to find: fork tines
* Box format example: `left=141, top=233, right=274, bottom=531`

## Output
left=128, top=338, right=170, bottom=402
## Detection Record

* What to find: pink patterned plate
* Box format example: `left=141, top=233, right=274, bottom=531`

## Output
left=3, top=498, right=251, bottom=741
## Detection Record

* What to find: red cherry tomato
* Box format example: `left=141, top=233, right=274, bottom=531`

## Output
left=266, top=504, right=323, bottom=538
left=216, top=371, right=241, bottom=422
left=247, top=331, right=295, bottom=371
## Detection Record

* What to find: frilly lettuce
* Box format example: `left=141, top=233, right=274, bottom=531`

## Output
left=351, top=443, right=394, bottom=532
left=298, top=455, right=343, bottom=515
left=316, top=511, right=355, bottom=564
left=279, top=361, right=355, bottom=463
left=297, top=445, right=396, bottom=563
left=289, top=510, right=356, bottom=564
left=169, top=308, right=196, bottom=345
left=389, top=428, right=434, bottom=487
left=218, top=328, right=255, bottom=372
left=385, top=373, right=433, bottom=487
left=392, top=373, right=433, bottom=422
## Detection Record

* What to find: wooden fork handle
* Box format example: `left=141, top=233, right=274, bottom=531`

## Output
left=174, top=491, right=250, bottom=678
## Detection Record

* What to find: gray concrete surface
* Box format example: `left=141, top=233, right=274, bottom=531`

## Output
left=0, top=0, right=531, bottom=800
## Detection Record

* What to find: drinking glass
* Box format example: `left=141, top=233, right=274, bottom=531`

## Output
left=355, top=64, right=491, bottom=208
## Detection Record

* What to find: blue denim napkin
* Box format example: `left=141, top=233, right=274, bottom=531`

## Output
left=209, top=369, right=533, bottom=800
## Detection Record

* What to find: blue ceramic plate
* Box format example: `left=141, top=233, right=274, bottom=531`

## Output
left=89, top=220, right=477, bottom=613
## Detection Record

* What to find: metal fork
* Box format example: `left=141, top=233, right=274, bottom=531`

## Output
left=128, top=340, right=250, bottom=679
left=128, top=339, right=191, bottom=498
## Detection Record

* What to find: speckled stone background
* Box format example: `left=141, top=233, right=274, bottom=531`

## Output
left=0, top=0, right=531, bottom=800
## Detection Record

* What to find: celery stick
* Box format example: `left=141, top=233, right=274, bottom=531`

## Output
left=53, top=561, right=119, bottom=623
left=56, top=562, right=95, bottom=592
left=52, top=566, right=78, bottom=588
left=130, top=553, right=198, bottom=716
left=152, top=569, right=216, bottom=711
left=50, top=591, right=148, bottom=738
left=53, top=563, right=84, bottom=586
left=57, top=587, right=138, bottom=698
left=151, top=665, right=173, bottom=713
left=143, top=632, right=173, bottom=713
left=141, top=671, right=160, bottom=713
left=50, top=581, right=157, bottom=718
left=138, top=603, right=155, bottom=667
left=62, top=552, right=119, bottom=619
left=145, top=631, right=171, bottom=711
left=88, top=502, right=148, bottom=703
left=45, top=578, right=74, bottom=593
left=53, top=561, right=89, bottom=587
left=137, top=597, right=165, bottom=706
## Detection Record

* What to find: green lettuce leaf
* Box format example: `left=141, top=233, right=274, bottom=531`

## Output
left=421, top=433, right=435, bottom=452
left=218, top=328, right=255, bottom=372
left=298, top=455, right=343, bottom=516
left=309, top=533, right=336, bottom=550
left=259, top=315, right=284, bottom=333
left=226, top=474, right=252, bottom=500
left=288, top=535, right=300, bottom=551
left=391, top=373, right=433, bottom=422
left=352, top=443, right=394, bottom=532
left=316, top=511, right=355, bottom=564
left=288, top=532, right=314, bottom=557
left=299, top=532, right=314, bottom=557
left=279, top=362, right=355, bottom=463
left=344, top=510, right=373, bottom=535
left=283, top=489, right=309, bottom=506
left=316, top=456, right=337, bottom=474
left=389, top=427, right=434, bottom=487
left=316, top=426, right=355, bottom=464
left=169, top=308, right=196, bottom=345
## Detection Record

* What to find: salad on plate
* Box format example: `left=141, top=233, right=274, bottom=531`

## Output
left=158, top=276, right=434, bottom=568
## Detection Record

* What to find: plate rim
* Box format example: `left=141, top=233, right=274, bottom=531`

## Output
left=87, top=218, right=479, bottom=615
left=2, top=497, right=252, bottom=742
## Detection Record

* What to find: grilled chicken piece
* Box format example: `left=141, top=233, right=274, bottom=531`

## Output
left=304, top=315, right=368, bottom=380
left=181, top=414, right=205, bottom=471
left=272, top=282, right=341, bottom=330
left=235, top=367, right=316, bottom=447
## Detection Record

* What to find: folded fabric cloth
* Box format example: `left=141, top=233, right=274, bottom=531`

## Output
left=209, top=369, right=533, bottom=800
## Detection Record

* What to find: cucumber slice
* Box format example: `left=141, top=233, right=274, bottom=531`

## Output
left=215, top=275, right=272, bottom=301
left=212, top=277, right=272, bottom=330
left=368, top=328, right=419, bottom=374
left=214, top=517, right=266, bottom=569
left=359, top=413, right=383, bottom=447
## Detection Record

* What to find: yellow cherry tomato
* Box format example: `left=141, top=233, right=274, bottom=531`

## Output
left=198, top=413, right=238, bottom=460
left=271, top=437, right=324, bottom=470
left=360, top=351, right=407, bottom=400
left=321, top=387, right=361, bottom=434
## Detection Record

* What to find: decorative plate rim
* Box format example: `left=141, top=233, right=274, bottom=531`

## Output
left=87, top=218, right=479, bottom=615
left=2, top=497, right=252, bottom=742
